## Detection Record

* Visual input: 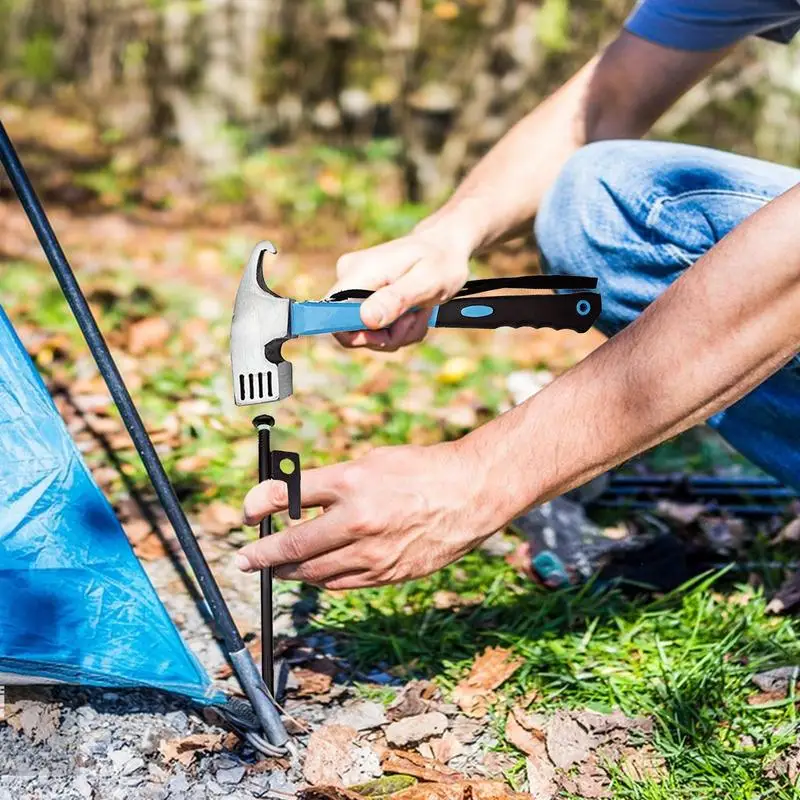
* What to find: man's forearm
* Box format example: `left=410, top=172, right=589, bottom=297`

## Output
left=465, top=185, right=800, bottom=522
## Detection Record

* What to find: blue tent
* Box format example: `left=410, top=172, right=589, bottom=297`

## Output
left=0, top=305, right=224, bottom=704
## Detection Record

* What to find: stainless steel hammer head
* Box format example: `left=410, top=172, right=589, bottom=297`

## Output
left=230, top=241, right=292, bottom=405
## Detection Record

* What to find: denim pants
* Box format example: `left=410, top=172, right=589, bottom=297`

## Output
left=535, top=140, right=800, bottom=490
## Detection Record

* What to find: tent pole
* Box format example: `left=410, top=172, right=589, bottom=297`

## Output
left=0, top=121, right=289, bottom=750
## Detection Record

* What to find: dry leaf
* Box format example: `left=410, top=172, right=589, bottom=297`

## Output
left=619, top=744, right=668, bottom=781
left=546, top=711, right=596, bottom=770
left=381, top=749, right=464, bottom=783
left=127, top=317, right=170, bottom=355
left=525, top=755, right=557, bottom=800
left=198, top=501, right=243, bottom=536
left=123, top=518, right=152, bottom=546
left=432, top=591, right=483, bottom=611
left=452, top=648, right=523, bottom=718
left=293, top=658, right=339, bottom=697
left=4, top=700, right=60, bottom=744
left=747, top=690, right=787, bottom=706
left=504, top=711, right=542, bottom=758
left=392, top=782, right=528, bottom=800
left=159, top=733, right=225, bottom=766
left=773, top=517, right=800, bottom=544
left=300, top=780, right=526, bottom=800
left=655, top=500, right=708, bottom=526
left=421, top=733, right=463, bottom=764
left=388, top=680, right=440, bottom=721
left=433, top=2, right=460, bottom=20
left=303, top=724, right=359, bottom=786
left=175, top=453, right=211, bottom=473
left=298, top=787, right=368, bottom=800
left=133, top=532, right=168, bottom=561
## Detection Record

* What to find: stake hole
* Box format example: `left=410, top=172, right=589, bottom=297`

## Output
left=279, top=458, right=296, bottom=475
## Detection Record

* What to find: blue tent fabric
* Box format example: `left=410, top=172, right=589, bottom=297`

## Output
left=0, top=306, right=224, bottom=704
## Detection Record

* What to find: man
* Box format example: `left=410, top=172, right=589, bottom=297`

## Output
left=235, top=1, right=800, bottom=590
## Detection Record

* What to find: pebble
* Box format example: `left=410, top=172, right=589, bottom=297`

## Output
left=73, top=773, right=94, bottom=800
left=108, top=746, right=136, bottom=772
left=164, top=711, right=189, bottom=734
left=215, top=765, right=245, bottom=785
left=121, top=757, right=145, bottom=776
left=385, top=711, right=449, bottom=747
left=328, top=700, right=387, bottom=731
left=166, top=773, right=190, bottom=794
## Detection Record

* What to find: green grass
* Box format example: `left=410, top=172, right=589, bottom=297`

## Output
left=315, top=559, right=800, bottom=798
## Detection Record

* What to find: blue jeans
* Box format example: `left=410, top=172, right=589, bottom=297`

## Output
left=535, top=140, right=800, bottom=490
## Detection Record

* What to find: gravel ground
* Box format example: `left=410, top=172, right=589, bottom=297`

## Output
left=0, top=521, right=501, bottom=800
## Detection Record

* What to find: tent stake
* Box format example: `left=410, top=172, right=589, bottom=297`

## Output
left=0, top=120, right=288, bottom=750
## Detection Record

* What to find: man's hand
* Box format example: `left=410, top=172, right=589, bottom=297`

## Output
left=235, top=440, right=501, bottom=589
left=331, top=230, right=470, bottom=351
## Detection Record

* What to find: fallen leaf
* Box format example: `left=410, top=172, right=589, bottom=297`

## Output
left=293, top=658, right=339, bottom=697
left=504, top=711, right=541, bottom=758
left=198, top=501, right=243, bottom=536
left=391, top=781, right=529, bottom=800
left=159, top=733, right=225, bottom=766
left=123, top=518, right=152, bottom=546
left=655, top=501, right=708, bottom=526
left=525, top=754, right=557, bottom=800
left=452, top=647, right=523, bottom=718
left=558, top=754, right=610, bottom=799
left=773, top=517, right=800, bottom=545
left=298, top=787, right=365, bottom=800
left=546, top=711, right=596, bottom=770
left=619, top=744, right=668, bottom=781
left=300, top=780, right=526, bottom=800
left=436, top=357, right=475, bottom=386
left=349, top=775, right=418, bottom=798
left=133, top=532, right=168, bottom=561
left=303, top=725, right=359, bottom=786
left=419, top=733, right=463, bottom=764
left=388, top=680, right=440, bottom=721
left=432, top=591, right=483, bottom=611
left=4, top=700, right=60, bottom=744
left=433, top=2, right=460, bottom=21
left=747, top=690, right=787, bottom=705
left=175, top=453, right=211, bottom=473
left=381, top=749, right=464, bottom=783
left=127, top=316, right=170, bottom=355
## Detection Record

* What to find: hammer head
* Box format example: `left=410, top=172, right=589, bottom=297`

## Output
left=231, top=242, right=292, bottom=405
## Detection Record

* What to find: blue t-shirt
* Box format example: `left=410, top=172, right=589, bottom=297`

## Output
left=625, top=0, right=800, bottom=51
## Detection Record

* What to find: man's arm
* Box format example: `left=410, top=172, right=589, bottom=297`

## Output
left=333, top=32, right=728, bottom=348
left=236, top=188, right=800, bottom=589
left=468, top=184, right=800, bottom=515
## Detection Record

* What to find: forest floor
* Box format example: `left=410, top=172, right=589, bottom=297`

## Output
left=2, top=102, right=800, bottom=800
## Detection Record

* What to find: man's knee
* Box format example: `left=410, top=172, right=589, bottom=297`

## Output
left=535, top=140, right=646, bottom=280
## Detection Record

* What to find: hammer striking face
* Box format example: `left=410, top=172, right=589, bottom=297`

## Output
left=231, top=241, right=601, bottom=406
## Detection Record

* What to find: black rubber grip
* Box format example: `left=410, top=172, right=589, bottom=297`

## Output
left=434, top=292, right=600, bottom=333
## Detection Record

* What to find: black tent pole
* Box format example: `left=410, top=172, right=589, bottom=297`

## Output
left=0, top=121, right=288, bottom=750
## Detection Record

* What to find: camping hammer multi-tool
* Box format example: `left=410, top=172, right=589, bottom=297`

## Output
left=231, top=240, right=601, bottom=405
left=230, top=238, right=601, bottom=746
